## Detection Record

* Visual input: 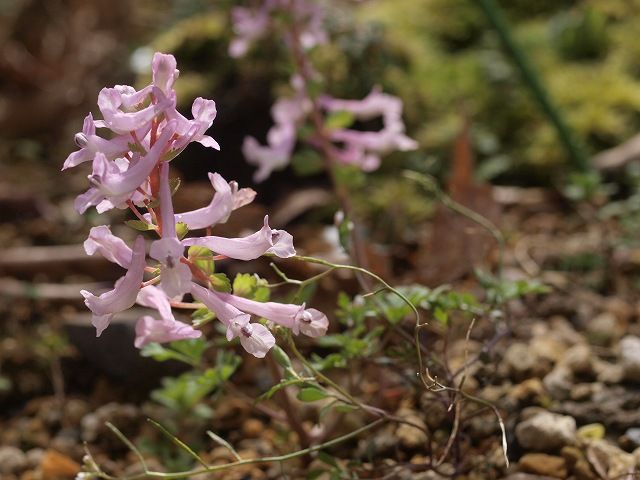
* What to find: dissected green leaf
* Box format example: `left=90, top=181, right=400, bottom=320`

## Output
left=188, top=246, right=216, bottom=275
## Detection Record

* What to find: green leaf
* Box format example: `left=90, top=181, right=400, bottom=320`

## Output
left=325, top=110, right=355, bottom=130
left=176, top=222, right=189, bottom=240
left=125, top=219, right=157, bottom=231
left=210, top=273, right=232, bottom=293
left=233, top=273, right=258, bottom=298
left=317, top=451, right=339, bottom=468
left=192, top=308, right=215, bottom=327
left=188, top=246, right=215, bottom=275
left=434, top=307, right=448, bottom=325
left=297, top=387, right=328, bottom=402
left=141, top=343, right=195, bottom=365
left=334, top=404, right=358, bottom=413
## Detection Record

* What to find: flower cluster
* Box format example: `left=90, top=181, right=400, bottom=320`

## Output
left=229, top=0, right=327, bottom=58
left=233, top=1, right=418, bottom=182
left=64, top=52, right=328, bottom=357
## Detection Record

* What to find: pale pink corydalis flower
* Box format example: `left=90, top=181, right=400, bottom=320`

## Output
left=80, top=235, right=146, bottom=336
left=191, top=283, right=275, bottom=358
left=134, top=286, right=201, bottom=348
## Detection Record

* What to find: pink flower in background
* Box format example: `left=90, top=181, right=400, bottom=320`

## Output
left=321, top=86, right=418, bottom=169
left=182, top=215, right=295, bottom=261
left=229, top=0, right=327, bottom=58
left=243, top=94, right=310, bottom=182
left=80, top=235, right=147, bottom=337
left=149, top=162, right=192, bottom=299
left=191, top=283, right=275, bottom=358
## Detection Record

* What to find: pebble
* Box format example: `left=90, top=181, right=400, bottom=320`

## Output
left=0, top=446, right=27, bottom=474
left=620, top=336, right=640, bottom=382
left=519, top=453, right=567, bottom=479
left=503, top=342, right=537, bottom=379
left=543, top=366, right=572, bottom=400
left=241, top=418, right=265, bottom=439
left=586, top=439, right=635, bottom=478
left=586, top=312, right=620, bottom=345
left=623, top=427, right=640, bottom=448
left=395, top=408, right=428, bottom=449
left=561, top=445, right=596, bottom=480
left=515, top=411, right=576, bottom=451
left=561, top=344, right=592, bottom=375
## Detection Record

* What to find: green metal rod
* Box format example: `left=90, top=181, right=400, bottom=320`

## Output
left=475, top=0, right=591, bottom=172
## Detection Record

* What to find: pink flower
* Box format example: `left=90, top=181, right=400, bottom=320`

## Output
left=191, top=283, right=275, bottom=358
left=134, top=316, right=202, bottom=348
left=229, top=6, right=271, bottom=58
left=75, top=120, right=177, bottom=214
left=243, top=95, right=310, bottom=182
left=320, top=87, right=418, bottom=170
left=149, top=162, right=192, bottom=299
left=83, top=225, right=133, bottom=268
left=62, top=113, right=131, bottom=171
left=168, top=97, right=220, bottom=151
left=182, top=215, right=295, bottom=260
left=150, top=172, right=255, bottom=230
left=134, top=286, right=201, bottom=348
left=97, top=85, right=172, bottom=134
left=152, top=52, right=179, bottom=96
left=80, top=235, right=147, bottom=337
left=216, top=292, right=328, bottom=337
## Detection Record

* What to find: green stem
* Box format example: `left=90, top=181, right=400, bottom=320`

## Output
left=96, top=418, right=386, bottom=480
left=475, top=0, right=591, bottom=172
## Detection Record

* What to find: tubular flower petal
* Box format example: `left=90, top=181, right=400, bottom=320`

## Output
left=157, top=173, right=255, bottom=230
left=152, top=52, right=179, bottom=96
left=97, top=85, right=172, bottom=134
left=217, top=292, right=328, bottom=337
left=149, top=161, right=191, bottom=299
left=84, top=225, right=133, bottom=268
left=190, top=283, right=275, bottom=358
left=168, top=97, right=220, bottom=151
left=136, top=285, right=175, bottom=321
left=134, top=285, right=201, bottom=348
left=182, top=215, right=295, bottom=260
left=134, top=316, right=201, bottom=348
left=76, top=120, right=177, bottom=214
left=80, top=235, right=146, bottom=336
left=62, top=113, right=131, bottom=171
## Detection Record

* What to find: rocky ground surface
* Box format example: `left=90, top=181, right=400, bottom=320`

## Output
left=2, top=165, right=640, bottom=479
